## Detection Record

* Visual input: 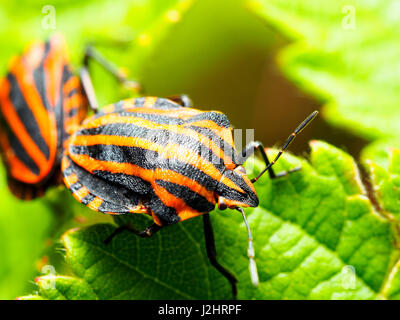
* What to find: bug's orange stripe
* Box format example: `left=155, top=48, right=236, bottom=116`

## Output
left=87, top=196, right=103, bottom=211
left=64, top=116, right=84, bottom=136
left=221, top=199, right=252, bottom=208
left=74, top=186, right=90, bottom=201
left=43, top=35, right=68, bottom=108
left=64, top=118, right=80, bottom=134
left=21, top=41, right=45, bottom=70
left=64, top=91, right=83, bottom=111
left=143, top=96, right=158, bottom=108
left=152, top=183, right=203, bottom=222
left=104, top=211, right=121, bottom=215
left=100, top=104, right=116, bottom=114
left=151, top=212, right=163, bottom=226
left=129, top=205, right=148, bottom=214
left=0, top=79, right=50, bottom=174
left=63, top=172, right=78, bottom=187
left=61, top=155, right=70, bottom=171
left=68, top=152, right=217, bottom=203
left=64, top=92, right=87, bottom=135
left=63, top=76, right=80, bottom=95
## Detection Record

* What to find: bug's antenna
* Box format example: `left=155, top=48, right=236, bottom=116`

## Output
left=251, top=111, right=318, bottom=183
left=237, top=207, right=259, bottom=287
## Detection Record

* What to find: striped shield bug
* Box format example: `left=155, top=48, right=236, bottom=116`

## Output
left=61, top=90, right=318, bottom=297
left=0, top=34, right=88, bottom=199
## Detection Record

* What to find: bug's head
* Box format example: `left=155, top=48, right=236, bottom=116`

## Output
left=215, top=166, right=258, bottom=210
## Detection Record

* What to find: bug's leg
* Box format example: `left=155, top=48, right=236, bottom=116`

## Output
left=203, top=213, right=238, bottom=299
left=167, top=94, right=193, bottom=107
left=104, top=223, right=161, bottom=244
left=81, top=45, right=142, bottom=113
left=80, top=60, right=99, bottom=113
left=84, top=45, right=141, bottom=92
left=240, top=141, right=299, bottom=180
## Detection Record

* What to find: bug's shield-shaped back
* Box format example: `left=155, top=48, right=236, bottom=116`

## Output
left=62, top=97, right=249, bottom=226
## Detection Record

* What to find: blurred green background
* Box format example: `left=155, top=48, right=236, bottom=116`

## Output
left=0, top=0, right=370, bottom=299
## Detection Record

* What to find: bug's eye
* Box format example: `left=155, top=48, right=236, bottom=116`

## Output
left=218, top=198, right=227, bottom=210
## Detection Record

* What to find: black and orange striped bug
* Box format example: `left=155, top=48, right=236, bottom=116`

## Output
left=0, top=35, right=139, bottom=199
left=61, top=79, right=318, bottom=297
left=0, top=34, right=88, bottom=199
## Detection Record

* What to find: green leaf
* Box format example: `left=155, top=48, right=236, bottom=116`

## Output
left=362, top=146, right=400, bottom=229
left=360, top=144, right=400, bottom=299
left=361, top=138, right=400, bottom=170
left=247, top=0, right=400, bottom=140
left=0, top=167, right=55, bottom=299
left=18, top=141, right=400, bottom=299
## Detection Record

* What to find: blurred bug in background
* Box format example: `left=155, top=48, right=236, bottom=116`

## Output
left=0, top=34, right=139, bottom=200
left=0, top=35, right=88, bottom=199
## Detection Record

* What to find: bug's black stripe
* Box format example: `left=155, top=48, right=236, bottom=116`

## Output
left=69, top=181, right=83, bottom=194
left=113, top=100, right=125, bottom=111
left=186, top=111, right=231, bottom=128
left=1, top=122, right=40, bottom=176
left=33, top=40, right=51, bottom=111
left=68, top=107, right=79, bottom=118
left=133, top=97, right=145, bottom=108
left=155, top=179, right=215, bottom=213
left=148, top=191, right=180, bottom=226
left=56, top=64, right=73, bottom=150
left=91, top=170, right=151, bottom=195
left=60, top=65, right=73, bottom=102
left=69, top=144, right=220, bottom=191
left=63, top=160, right=73, bottom=177
left=76, top=123, right=227, bottom=168
left=66, top=87, right=79, bottom=98
left=43, top=40, right=51, bottom=60
left=97, top=199, right=129, bottom=214
left=65, top=155, right=140, bottom=211
left=61, top=64, right=73, bottom=84
left=154, top=98, right=182, bottom=110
